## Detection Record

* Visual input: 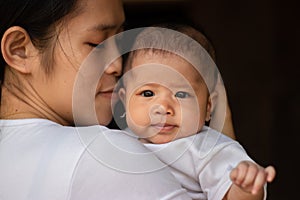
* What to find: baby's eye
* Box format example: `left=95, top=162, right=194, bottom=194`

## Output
left=175, top=91, right=190, bottom=99
left=141, top=90, right=154, bottom=97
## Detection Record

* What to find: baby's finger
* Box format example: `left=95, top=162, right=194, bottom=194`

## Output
left=230, top=167, right=238, bottom=181
left=251, top=169, right=267, bottom=195
left=265, top=166, right=276, bottom=182
left=240, top=163, right=258, bottom=187
left=232, top=161, right=249, bottom=185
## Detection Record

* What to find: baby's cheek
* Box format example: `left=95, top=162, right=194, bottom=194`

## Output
left=181, top=110, right=201, bottom=134
left=127, top=108, right=150, bottom=127
left=126, top=114, right=152, bottom=139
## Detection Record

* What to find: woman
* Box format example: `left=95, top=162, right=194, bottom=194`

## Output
left=0, top=0, right=192, bottom=199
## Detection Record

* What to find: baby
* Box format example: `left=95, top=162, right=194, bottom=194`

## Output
left=118, top=24, right=276, bottom=200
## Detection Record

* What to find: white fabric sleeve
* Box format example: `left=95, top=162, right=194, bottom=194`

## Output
left=69, top=128, right=191, bottom=200
left=0, top=120, right=191, bottom=200
left=69, top=150, right=191, bottom=200
left=197, top=142, right=254, bottom=200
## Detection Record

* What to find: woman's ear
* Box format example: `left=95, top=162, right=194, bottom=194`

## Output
left=118, top=88, right=126, bottom=105
left=1, top=26, right=36, bottom=74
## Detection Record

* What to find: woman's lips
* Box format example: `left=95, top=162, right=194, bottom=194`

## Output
left=97, top=90, right=118, bottom=100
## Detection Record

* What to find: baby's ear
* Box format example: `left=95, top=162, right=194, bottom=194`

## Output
left=205, top=91, right=217, bottom=121
left=1, top=26, right=37, bottom=74
left=118, top=88, right=126, bottom=105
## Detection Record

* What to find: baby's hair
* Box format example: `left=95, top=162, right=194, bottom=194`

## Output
left=124, top=22, right=218, bottom=92
left=153, top=23, right=216, bottom=62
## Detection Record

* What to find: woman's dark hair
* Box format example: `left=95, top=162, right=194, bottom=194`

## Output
left=0, top=0, right=79, bottom=103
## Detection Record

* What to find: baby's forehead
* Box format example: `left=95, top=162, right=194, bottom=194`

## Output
left=129, top=50, right=204, bottom=79
left=123, top=59, right=205, bottom=90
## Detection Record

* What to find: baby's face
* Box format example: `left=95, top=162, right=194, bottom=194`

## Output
left=120, top=53, right=211, bottom=144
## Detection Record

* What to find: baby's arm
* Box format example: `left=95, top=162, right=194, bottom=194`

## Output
left=223, top=161, right=276, bottom=200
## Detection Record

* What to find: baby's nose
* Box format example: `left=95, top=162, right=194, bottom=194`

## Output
left=150, top=103, right=174, bottom=116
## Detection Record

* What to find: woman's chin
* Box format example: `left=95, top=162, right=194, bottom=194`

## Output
left=96, top=112, right=112, bottom=126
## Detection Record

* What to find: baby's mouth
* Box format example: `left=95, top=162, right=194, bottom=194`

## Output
left=151, top=123, right=178, bottom=131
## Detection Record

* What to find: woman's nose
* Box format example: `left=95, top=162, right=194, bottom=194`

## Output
left=104, top=37, right=122, bottom=77
left=105, top=56, right=122, bottom=77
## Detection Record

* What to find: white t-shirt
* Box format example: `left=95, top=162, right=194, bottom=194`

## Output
left=0, top=119, right=191, bottom=200
left=141, top=126, right=266, bottom=200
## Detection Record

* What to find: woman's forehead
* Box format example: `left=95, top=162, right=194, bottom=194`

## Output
left=68, top=0, right=124, bottom=31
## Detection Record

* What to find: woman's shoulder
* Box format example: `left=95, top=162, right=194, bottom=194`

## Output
left=0, top=118, right=147, bottom=154
left=0, top=119, right=158, bottom=177
left=0, top=119, right=189, bottom=199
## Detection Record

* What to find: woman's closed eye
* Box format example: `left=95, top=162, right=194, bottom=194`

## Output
left=87, top=42, right=105, bottom=49
left=175, top=91, right=190, bottom=99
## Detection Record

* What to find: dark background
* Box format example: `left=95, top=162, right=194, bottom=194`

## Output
left=116, top=0, right=299, bottom=199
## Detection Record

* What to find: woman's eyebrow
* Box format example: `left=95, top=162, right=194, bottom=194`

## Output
left=88, top=22, right=125, bottom=32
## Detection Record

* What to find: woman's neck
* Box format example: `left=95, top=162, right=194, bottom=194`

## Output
left=0, top=85, right=70, bottom=125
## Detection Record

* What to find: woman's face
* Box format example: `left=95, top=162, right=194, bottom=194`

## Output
left=34, top=0, right=124, bottom=125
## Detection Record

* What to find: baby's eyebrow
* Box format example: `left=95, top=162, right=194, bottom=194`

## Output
left=150, top=82, right=194, bottom=90
left=167, top=83, right=188, bottom=88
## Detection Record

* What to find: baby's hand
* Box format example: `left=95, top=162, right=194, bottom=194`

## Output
left=230, top=161, right=276, bottom=195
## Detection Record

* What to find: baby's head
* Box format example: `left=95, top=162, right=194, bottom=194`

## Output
left=119, top=24, right=218, bottom=144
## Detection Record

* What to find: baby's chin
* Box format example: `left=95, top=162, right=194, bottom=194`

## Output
left=138, top=134, right=178, bottom=144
